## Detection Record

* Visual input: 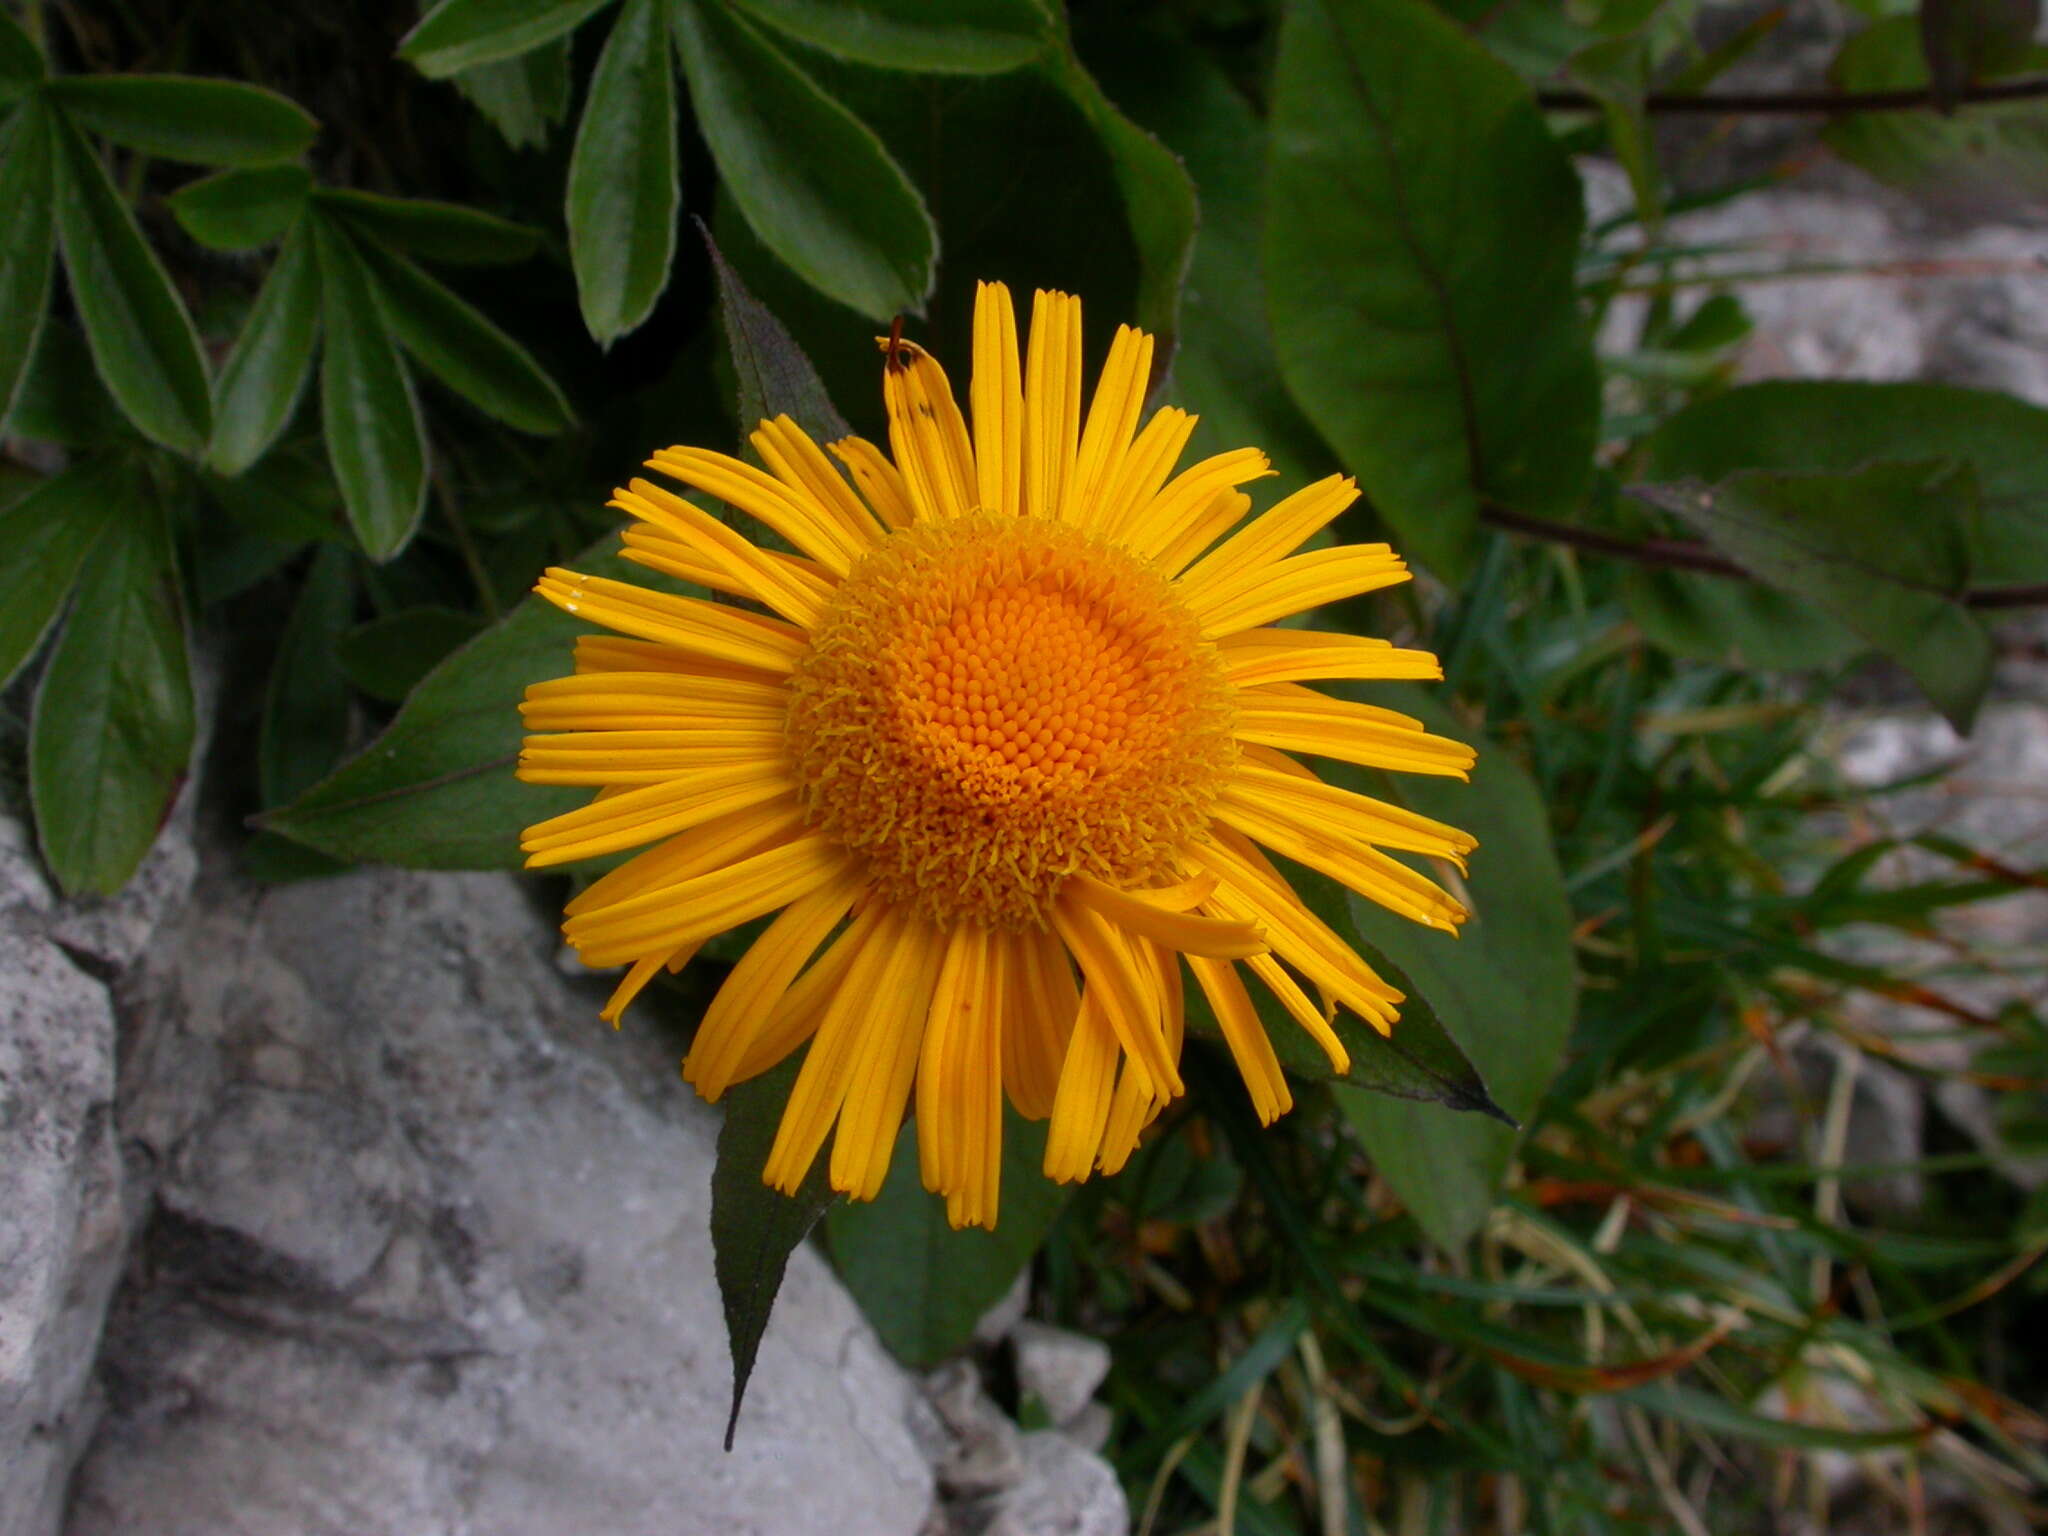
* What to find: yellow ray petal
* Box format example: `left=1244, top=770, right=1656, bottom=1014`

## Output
left=751, top=415, right=888, bottom=549
left=882, top=335, right=977, bottom=521
left=831, top=913, right=947, bottom=1202
left=1240, top=947, right=1350, bottom=1072
left=1093, top=407, right=1197, bottom=544
left=684, top=864, right=865, bottom=1102
left=917, top=923, right=1005, bottom=1227
left=1044, top=993, right=1118, bottom=1185
left=1190, top=545, right=1411, bottom=636
left=1023, top=289, right=1083, bottom=520
left=1176, top=474, right=1359, bottom=601
left=1233, top=685, right=1476, bottom=779
left=971, top=280, right=1024, bottom=519
left=1226, top=759, right=1475, bottom=862
left=1004, top=924, right=1078, bottom=1122
left=565, top=797, right=807, bottom=917
left=1122, top=448, right=1272, bottom=566
left=732, top=897, right=873, bottom=1086
left=1071, top=324, right=1153, bottom=530
left=1064, top=871, right=1267, bottom=959
left=535, top=569, right=805, bottom=674
left=517, top=725, right=790, bottom=783
left=647, top=446, right=865, bottom=573
left=569, top=635, right=787, bottom=690
left=613, top=483, right=833, bottom=626
left=1212, top=791, right=1467, bottom=935
left=522, top=763, right=798, bottom=866
left=1186, top=954, right=1292, bottom=1124
left=1052, top=891, right=1181, bottom=1102
left=565, top=836, right=847, bottom=966
left=828, top=435, right=915, bottom=529
left=1217, top=627, right=1444, bottom=688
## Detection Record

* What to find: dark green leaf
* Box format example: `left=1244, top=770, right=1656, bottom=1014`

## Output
left=0, top=96, right=55, bottom=427
left=1641, top=378, right=2048, bottom=583
left=1920, top=0, right=2039, bottom=110
left=260, top=543, right=355, bottom=807
left=258, top=541, right=628, bottom=866
left=826, top=1115, right=1066, bottom=1368
left=452, top=33, right=573, bottom=147
left=1622, top=564, right=1863, bottom=673
left=712, top=1055, right=838, bottom=1449
left=6, top=321, right=121, bottom=448
left=669, top=0, right=935, bottom=321
left=334, top=605, right=487, bottom=702
left=356, top=236, right=573, bottom=434
left=30, top=482, right=195, bottom=896
left=1332, top=687, right=1576, bottom=1249
left=50, top=110, right=213, bottom=454
left=314, top=187, right=543, bottom=266
left=47, top=74, right=317, bottom=166
left=1826, top=18, right=2048, bottom=199
left=702, top=219, right=849, bottom=443
left=1266, top=0, right=1599, bottom=580
left=399, top=0, right=617, bottom=78
left=0, top=9, right=43, bottom=101
left=313, top=218, right=428, bottom=560
left=168, top=164, right=312, bottom=251
left=1635, top=461, right=1995, bottom=730
left=728, top=0, right=1048, bottom=74
left=0, top=462, right=119, bottom=689
left=566, top=0, right=678, bottom=343
left=1625, top=1384, right=1929, bottom=1452
left=208, top=220, right=321, bottom=475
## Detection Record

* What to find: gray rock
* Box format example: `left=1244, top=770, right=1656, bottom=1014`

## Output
left=1010, top=1322, right=1110, bottom=1429
left=923, top=1360, right=1128, bottom=1536
left=65, top=866, right=938, bottom=1536
left=979, top=1433, right=1128, bottom=1536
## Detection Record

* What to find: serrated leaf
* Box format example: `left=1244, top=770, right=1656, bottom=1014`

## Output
left=1266, top=0, right=1598, bottom=581
left=729, top=0, right=1048, bottom=74
left=356, top=235, right=573, bottom=434
left=566, top=0, right=679, bottom=343
left=712, top=1055, right=838, bottom=1449
left=313, top=218, right=428, bottom=560
left=1641, top=377, right=2048, bottom=583
left=400, top=0, right=617, bottom=79
left=208, top=220, right=320, bottom=475
left=168, top=164, right=312, bottom=251
left=258, top=539, right=623, bottom=866
left=334, top=605, right=487, bottom=703
left=825, top=1114, right=1065, bottom=1368
left=701, top=218, right=848, bottom=443
left=453, top=33, right=572, bottom=147
left=0, top=96, right=55, bottom=428
left=50, top=109, right=213, bottom=454
left=0, top=461, right=120, bottom=689
left=260, top=543, right=355, bottom=807
left=313, top=187, right=543, bottom=266
left=47, top=74, right=317, bottom=166
left=1329, top=687, right=1575, bottom=1250
left=1636, top=461, right=1996, bottom=730
left=669, top=0, right=935, bottom=321
left=29, top=482, right=195, bottom=896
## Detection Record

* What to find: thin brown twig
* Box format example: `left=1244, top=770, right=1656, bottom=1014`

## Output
left=1480, top=503, right=2048, bottom=609
left=1536, top=76, right=2048, bottom=116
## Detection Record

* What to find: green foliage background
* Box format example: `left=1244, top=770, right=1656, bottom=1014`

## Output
left=5, top=0, right=2048, bottom=1527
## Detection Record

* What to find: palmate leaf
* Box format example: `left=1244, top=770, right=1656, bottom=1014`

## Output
left=208, top=219, right=320, bottom=476
left=0, top=93, right=55, bottom=428
left=46, top=74, right=316, bottom=166
left=400, top=0, right=618, bottom=79
left=169, top=165, right=314, bottom=252
left=0, top=461, right=121, bottom=690
left=728, top=0, right=1050, bottom=74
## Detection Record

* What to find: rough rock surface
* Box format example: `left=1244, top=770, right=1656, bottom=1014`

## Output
left=62, top=864, right=939, bottom=1536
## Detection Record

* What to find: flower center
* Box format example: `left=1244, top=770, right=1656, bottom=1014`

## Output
left=785, top=514, right=1236, bottom=929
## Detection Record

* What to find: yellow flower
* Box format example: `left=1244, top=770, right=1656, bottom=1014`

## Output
left=518, top=281, right=1476, bottom=1228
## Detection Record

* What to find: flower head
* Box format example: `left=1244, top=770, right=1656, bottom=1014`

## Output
left=519, top=282, right=1476, bottom=1228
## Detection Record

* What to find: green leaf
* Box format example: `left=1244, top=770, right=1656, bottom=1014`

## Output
left=356, top=236, right=573, bottom=435
left=334, top=605, right=487, bottom=703
left=399, top=0, right=618, bottom=78
left=313, top=187, right=543, bottom=266
left=825, top=1115, right=1066, bottom=1368
left=566, top=0, right=679, bottom=343
left=0, top=462, right=119, bottom=689
left=669, top=0, right=935, bottom=322
left=260, top=543, right=355, bottom=807
left=168, top=164, right=312, bottom=251
left=1920, top=0, right=2040, bottom=109
left=452, top=33, right=573, bottom=147
left=1640, top=378, right=2048, bottom=583
left=1825, top=17, right=2048, bottom=198
left=29, top=484, right=195, bottom=896
left=0, top=95, right=55, bottom=428
left=313, top=218, right=428, bottom=560
left=0, top=9, right=44, bottom=101
left=47, top=75, right=317, bottom=166
left=1331, top=687, right=1576, bottom=1250
left=1635, top=461, right=1996, bottom=730
left=50, top=110, right=213, bottom=454
left=728, top=0, right=1048, bottom=74
left=702, top=219, right=849, bottom=443
left=1266, top=0, right=1599, bottom=581
left=1622, top=565, right=1863, bottom=673
left=1625, top=1383, right=1928, bottom=1452
left=208, top=220, right=321, bottom=475
left=257, top=542, right=621, bottom=866
left=6, top=321, right=121, bottom=448
left=712, top=1055, right=838, bottom=1448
